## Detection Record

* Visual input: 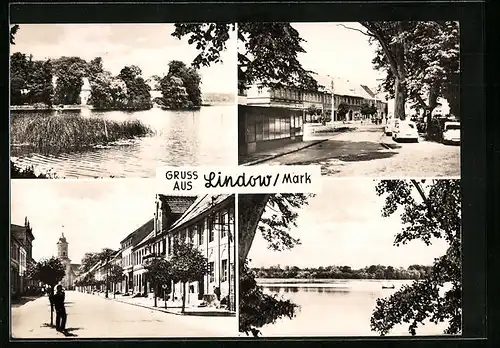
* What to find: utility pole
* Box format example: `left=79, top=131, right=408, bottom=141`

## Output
left=330, top=76, right=335, bottom=124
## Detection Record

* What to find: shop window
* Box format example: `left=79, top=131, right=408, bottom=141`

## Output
left=255, top=114, right=263, bottom=141
left=262, top=118, right=270, bottom=140
left=221, top=259, right=228, bottom=282
left=269, top=117, right=275, bottom=140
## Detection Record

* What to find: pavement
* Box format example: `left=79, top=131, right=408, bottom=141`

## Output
left=11, top=290, right=237, bottom=339
left=249, top=124, right=460, bottom=177
left=239, top=121, right=359, bottom=166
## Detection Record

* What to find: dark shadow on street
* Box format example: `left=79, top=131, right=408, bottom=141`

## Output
left=338, top=151, right=397, bottom=162
left=62, top=327, right=81, bottom=337
left=11, top=295, right=42, bottom=308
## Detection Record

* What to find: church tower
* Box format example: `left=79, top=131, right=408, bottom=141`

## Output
left=57, top=233, right=72, bottom=289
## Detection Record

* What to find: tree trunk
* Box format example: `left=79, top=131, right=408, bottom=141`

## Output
left=238, top=194, right=271, bottom=264
left=181, top=282, right=186, bottom=313
left=394, top=76, right=406, bottom=120
left=425, top=84, right=440, bottom=135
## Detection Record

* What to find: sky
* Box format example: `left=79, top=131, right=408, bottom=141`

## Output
left=10, top=24, right=236, bottom=94
left=11, top=179, right=159, bottom=264
left=248, top=179, right=450, bottom=270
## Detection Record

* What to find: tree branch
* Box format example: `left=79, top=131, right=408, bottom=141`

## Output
left=410, top=179, right=434, bottom=219
left=337, top=24, right=374, bottom=37
left=359, top=22, right=400, bottom=79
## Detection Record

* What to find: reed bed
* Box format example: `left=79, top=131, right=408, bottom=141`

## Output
left=11, top=114, right=152, bottom=154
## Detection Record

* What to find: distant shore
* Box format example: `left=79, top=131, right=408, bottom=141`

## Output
left=10, top=105, right=88, bottom=111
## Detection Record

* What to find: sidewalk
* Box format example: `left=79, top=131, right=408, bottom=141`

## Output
left=240, top=122, right=361, bottom=166
left=379, top=133, right=403, bottom=150
left=92, top=292, right=236, bottom=317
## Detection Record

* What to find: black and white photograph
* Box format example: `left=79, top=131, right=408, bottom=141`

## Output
left=238, top=179, right=461, bottom=337
left=237, top=22, right=460, bottom=177
left=9, top=23, right=237, bottom=179
left=10, top=179, right=237, bottom=338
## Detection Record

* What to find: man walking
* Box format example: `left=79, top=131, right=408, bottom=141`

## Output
left=52, top=285, right=67, bottom=332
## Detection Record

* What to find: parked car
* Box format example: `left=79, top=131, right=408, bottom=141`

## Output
left=392, top=120, right=419, bottom=142
left=442, top=121, right=460, bottom=144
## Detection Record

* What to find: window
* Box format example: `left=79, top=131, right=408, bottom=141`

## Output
left=262, top=118, right=270, bottom=140
left=209, top=262, right=215, bottom=283
left=269, top=117, right=275, bottom=140
left=255, top=114, right=263, bottom=141
left=221, top=259, right=228, bottom=282
left=229, top=207, right=235, bottom=237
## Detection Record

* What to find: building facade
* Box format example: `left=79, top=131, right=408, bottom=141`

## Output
left=10, top=218, right=35, bottom=297
left=56, top=233, right=80, bottom=290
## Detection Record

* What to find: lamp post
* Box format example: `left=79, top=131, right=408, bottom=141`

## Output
left=327, top=75, right=335, bottom=124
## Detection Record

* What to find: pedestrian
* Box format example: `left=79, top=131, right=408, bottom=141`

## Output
left=52, top=285, right=67, bottom=332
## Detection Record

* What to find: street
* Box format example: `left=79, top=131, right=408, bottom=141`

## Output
left=264, top=124, right=460, bottom=177
left=11, top=291, right=237, bottom=339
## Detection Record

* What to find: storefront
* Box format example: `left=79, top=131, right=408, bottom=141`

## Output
left=238, top=105, right=304, bottom=158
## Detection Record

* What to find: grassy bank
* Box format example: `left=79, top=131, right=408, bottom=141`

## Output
left=11, top=114, right=152, bottom=154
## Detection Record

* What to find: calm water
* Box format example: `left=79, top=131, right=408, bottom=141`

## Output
left=11, top=105, right=236, bottom=178
left=254, top=278, right=451, bottom=337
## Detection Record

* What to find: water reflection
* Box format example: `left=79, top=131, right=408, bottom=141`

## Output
left=10, top=105, right=236, bottom=178
left=256, top=279, right=450, bottom=337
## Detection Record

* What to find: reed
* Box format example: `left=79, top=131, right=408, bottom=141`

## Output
left=11, top=114, right=152, bottom=154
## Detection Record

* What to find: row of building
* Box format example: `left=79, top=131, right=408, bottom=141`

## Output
left=10, top=218, right=35, bottom=297
left=74, top=194, right=236, bottom=312
left=238, top=74, right=389, bottom=157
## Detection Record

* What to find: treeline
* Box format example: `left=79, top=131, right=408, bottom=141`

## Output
left=252, top=264, right=433, bottom=280
left=10, top=53, right=203, bottom=111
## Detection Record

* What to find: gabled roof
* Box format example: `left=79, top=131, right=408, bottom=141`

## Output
left=120, top=218, right=154, bottom=245
left=134, top=230, right=156, bottom=250
left=315, top=75, right=375, bottom=99
left=169, top=194, right=232, bottom=231
left=157, top=195, right=198, bottom=214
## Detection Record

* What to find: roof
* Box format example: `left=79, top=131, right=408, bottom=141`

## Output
left=314, top=75, right=377, bottom=99
left=57, top=233, right=67, bottom=244
left=169, top=194, right=233, bottom=231
left=70, top=264, right=80, bottom=274
left=120, top=218, right=154, bottom=245
left=11, top=223, right=35, bottom=244
left=157, top=195, right=198, bottom=214
left=134, top=230, right=156, bottom=250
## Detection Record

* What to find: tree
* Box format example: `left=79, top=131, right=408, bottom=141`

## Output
left=80, top=252, right=100, bottom=273
left=370, top=179, right=461, bottom=336
left=10, top=24, right=19, bottom=45
left=360, top=103, right=377, bottom=118
left=349, top=21, right=459, bottom=126
left=240, top=260, right=298, bottom=337
left=107, top=264, right=125, bottom=299
left=160, top=76, right=191, bottom=109
left=25, top=257, right=65, bottom=325
left=10, top=52, right=31, bottom=105
left=145, top=257, right=173, bottom=307
left=87, top=57, right=104, bottom=82
left=118, top=66, right=152, bottom=110
left=170, top=240, right=208, bottom=313
left=52, top=56, right=88, bottom=105
left=27, top=60, right=54, bottom=106
left=337, top=102, right=349, bottom=121
left=97, top=248, right=115, bottom=299
left=171, top=22, right=318, bottom=91
left=159, top=60, right=202, bottom=109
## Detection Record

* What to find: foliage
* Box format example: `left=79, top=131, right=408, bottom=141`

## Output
left=306, top=105, right=321, bottom=116
left=370, top=179, right=461, bottom=336
left=10, top=24, right=19, bottom=45
left=172, top=22, right=318, bottom=91
left=107, top=264, right=125, bottom=298
left=337, top=102, right=349, bottom=120
left=10, top=53, right=54, bottom=106
left=170, top=240, right=208, bottom=312
left=159, top=60, right=202, bottom=109
left=10, top=114, right=151, bottom=154
left=145, top=257, right=173, bottom=306
left=88, top=72, right=128, bottom=110
left=25, top=257, right=65, bottom=287
left=77, top=272, right=97, bottom=287
left=87, top=57, right=104, bottom=82
left=360, top=103, right=378, bottom=117
left=253, top=264, right=432, bottom=280
left=117, top=65, right=153, bottom=110
left=10, top=160, right=50, bottom=179
left=80, top=252, right=101, bottom=273
left=239, top=260, right=298, bottom=337
left=52, top=56, right=88, bottom=105
left=359, top=21, right=459, bottom=121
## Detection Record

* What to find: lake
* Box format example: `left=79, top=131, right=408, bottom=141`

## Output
left=10, top=105, right=236, bottom=178
left=252, top=278, right=452, bottom=337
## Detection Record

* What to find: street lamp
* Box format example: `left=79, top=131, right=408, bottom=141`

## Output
left=327, top=75, right=335, bottom=124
